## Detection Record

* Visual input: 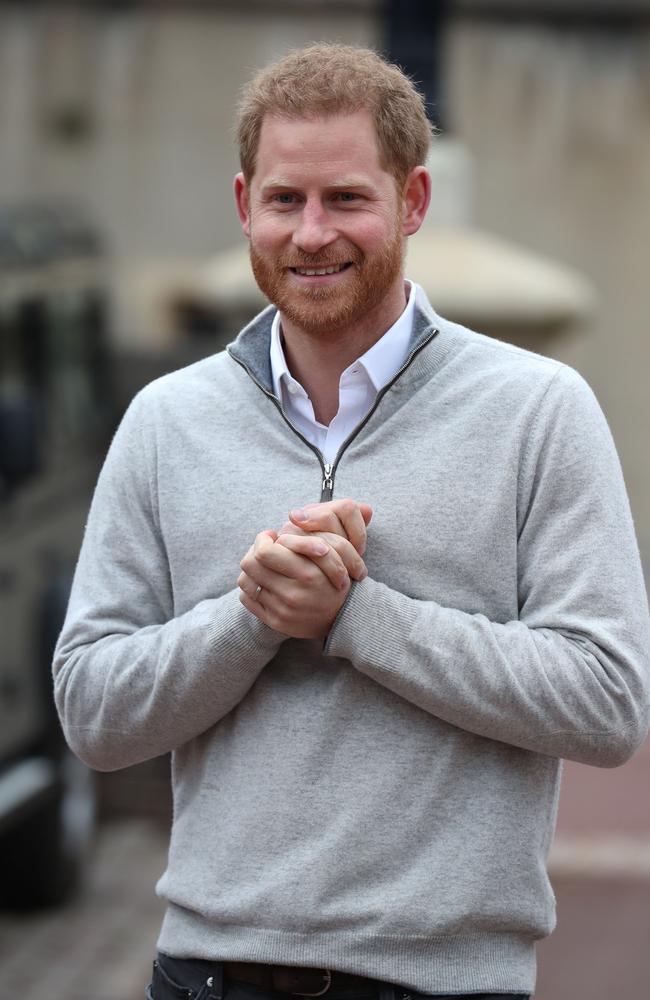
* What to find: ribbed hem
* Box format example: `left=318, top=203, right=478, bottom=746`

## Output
left=157, top=907, right=536, bottom=995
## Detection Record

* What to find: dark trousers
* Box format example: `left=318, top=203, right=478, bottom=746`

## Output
left=146, top=953, right=530, bottom=1000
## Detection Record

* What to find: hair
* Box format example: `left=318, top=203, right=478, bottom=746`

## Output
left=236, top=42, right=434, bottom=187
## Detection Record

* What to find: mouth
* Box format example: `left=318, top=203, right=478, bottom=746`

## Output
left=289, top=262, right=353, bottom=277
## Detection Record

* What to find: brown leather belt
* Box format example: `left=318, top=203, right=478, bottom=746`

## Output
left=222, top=962, right=382, bottom=997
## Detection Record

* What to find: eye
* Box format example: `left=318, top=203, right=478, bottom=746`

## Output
left=336, top=192, right=358, bottom=202
left=275, top=193, right=297, bottom=205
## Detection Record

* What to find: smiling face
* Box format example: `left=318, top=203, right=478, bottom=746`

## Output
left=235, top=110, right=424, bottom=343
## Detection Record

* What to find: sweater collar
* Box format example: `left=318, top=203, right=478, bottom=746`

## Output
left=227, top=283, right=447, bottom=397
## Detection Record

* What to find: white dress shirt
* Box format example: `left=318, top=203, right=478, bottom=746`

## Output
left=270, top=280, right=417, bottom=464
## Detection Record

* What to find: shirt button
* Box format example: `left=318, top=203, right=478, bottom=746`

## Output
left=287, top=383, right=300, bottom=395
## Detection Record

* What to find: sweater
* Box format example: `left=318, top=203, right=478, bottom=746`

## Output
left=53, top=287, right=650, bottom=996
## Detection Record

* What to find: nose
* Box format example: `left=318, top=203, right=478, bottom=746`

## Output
left=292, top=199, right=337, bottom=254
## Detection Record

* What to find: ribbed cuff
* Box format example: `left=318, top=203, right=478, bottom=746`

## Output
left=324, top=577, right=420, bottom=668
left=204, top=589, right=285, bottom=667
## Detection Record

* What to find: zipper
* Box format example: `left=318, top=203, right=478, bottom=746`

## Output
left=225, top=358, right=330, bottom=490
left=228, top=325, right=438, bottom=502
left=319, top=327, right=439, bottom=499
left=321, top=463, right=334, bottom=501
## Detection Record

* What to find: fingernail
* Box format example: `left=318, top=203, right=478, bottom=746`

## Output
left=290, top=508, right=308, bottom=522
left=359, top=568, right=368, bottom=580
left=313, top=542, right=328, bottom=555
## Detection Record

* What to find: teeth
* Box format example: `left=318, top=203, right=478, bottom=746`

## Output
left=294, top=264, right=346, bottom=276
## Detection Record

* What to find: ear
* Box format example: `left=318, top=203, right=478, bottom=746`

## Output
left=401, top=166, right=431, bottom=237
left=234, top=172, right=251, bottom=237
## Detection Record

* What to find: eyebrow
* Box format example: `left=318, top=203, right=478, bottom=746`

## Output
left=260, top=177, right=374, bottom=192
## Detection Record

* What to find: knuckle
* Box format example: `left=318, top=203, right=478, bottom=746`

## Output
left=266, top=609, right=281, bottom=630
left=283, top=590, right=302, bottom=611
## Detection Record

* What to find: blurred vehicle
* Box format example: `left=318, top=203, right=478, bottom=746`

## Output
left=0, top=202, right=115, bottom=909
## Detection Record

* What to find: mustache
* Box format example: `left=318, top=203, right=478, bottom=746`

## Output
left=278, top=247, right=363, bottom=269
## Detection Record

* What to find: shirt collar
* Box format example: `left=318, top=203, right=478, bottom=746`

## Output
left=353, top=280, right=416, bottom=391
left=270, top=280, right=417, bottom=399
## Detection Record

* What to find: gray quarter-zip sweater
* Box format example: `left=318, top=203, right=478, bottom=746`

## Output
left=53, top=287, right=650, bottom=996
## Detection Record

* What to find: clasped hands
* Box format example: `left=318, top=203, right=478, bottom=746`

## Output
left=238, top=499, right=372, bottom=639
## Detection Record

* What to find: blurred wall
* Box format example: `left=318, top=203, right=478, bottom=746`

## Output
left=446, top=13, right=650, bottom=566
left=1, top=2, right=647, bottom=562
left=0, top=3, right=379, bottom=260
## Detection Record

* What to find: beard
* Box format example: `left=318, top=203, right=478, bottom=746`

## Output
left=248, top=221, right=405, bottom=338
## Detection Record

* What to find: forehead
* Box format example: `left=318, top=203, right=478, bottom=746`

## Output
left=253, top=109, right=386, bottom=183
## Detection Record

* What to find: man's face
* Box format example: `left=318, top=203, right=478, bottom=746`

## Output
left=235, top=110, right=407, bottom=339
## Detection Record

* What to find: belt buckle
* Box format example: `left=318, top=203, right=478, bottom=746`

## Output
left=290, top=969, right=332, bottom=997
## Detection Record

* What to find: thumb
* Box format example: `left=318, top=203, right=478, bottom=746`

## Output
left=359, top=503, right=373, bottom=525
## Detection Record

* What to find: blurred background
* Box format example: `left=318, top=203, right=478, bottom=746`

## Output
left=1, top=1, right=649, bottom=998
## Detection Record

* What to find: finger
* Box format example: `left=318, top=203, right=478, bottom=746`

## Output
left=239, top=543, right=295, bottom=593
left=253, top=529, right=279, bottom=548
left=305, top=501, right=373, bottom=526
left=251, top=529, right=286, bottom=566
left=277, top=520, right=307, bottom=537
left=358, top=503, right=373, bottom=526
left=237, top=570, right=267, bottom=602
left=275, top=533, right=349, bottom=590
left=275, top=534, right=331, bottom=560
left=290, top=498, right=369, bottom=554
left=238, top=564, right=294, bottom=619
left=288, top=506, right=345, bottom=537
left=332, top=499, right=370, bottom=552
left=252, top=533, right=329, bottom=585
left=317, top=532, right=368, bottom=582
left=238, top=568, right=294, bottom=621
left=240, top=589, right=271, bottom=624
left=240, top=531, right=279, bottom=575
left=302, top=501, right=373, bottom=526
left=276, top=531, right=366, bottom=584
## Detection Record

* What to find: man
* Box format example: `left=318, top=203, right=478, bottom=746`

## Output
left=53, top=43, right=650, bottom=1000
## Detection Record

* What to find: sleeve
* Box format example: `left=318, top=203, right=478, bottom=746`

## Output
left=52, top=390, right=284, bottom=772
left=325, top=366, right=650, bottom=766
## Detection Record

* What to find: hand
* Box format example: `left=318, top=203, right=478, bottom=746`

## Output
left=276, top=498, right=372, bottom=582
left=276, top=529, right=368, bottom=582
left=238, top=530, right=352, bottom=639
left=279, top=498, right=373, bottom=555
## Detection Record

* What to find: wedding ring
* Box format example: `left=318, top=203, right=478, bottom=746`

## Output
left=253, top=584, right=263, bottom=601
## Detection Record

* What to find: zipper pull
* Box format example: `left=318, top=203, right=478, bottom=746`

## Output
left=321, top=463, right=334, bottom=501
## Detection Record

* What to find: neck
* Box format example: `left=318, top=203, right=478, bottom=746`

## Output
left=279, top=280, right=408, bottom=425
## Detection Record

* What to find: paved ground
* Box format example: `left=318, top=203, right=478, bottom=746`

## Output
left=2, top=737, right=650, bottom=1000
left=536, top=875, right=650, bottom=999
left=0, top=819, right=167, bottom=1000
left=533, top=733, right=650, bottom=998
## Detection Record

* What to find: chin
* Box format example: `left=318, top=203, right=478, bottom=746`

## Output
left=273, top=289, right=369, bottom=337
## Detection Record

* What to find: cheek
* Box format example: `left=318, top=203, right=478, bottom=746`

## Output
left=349, top=218, right=399, bottom=253
left=251, top=218, right=291, bottom=251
